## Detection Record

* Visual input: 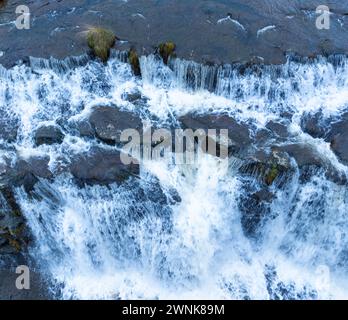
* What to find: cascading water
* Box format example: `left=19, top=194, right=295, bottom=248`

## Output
left=1, top=51, right=348, bottom=299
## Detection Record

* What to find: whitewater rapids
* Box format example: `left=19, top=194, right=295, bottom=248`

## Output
left=1, top=52, right=348, bottom=299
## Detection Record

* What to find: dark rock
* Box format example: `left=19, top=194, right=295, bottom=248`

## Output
left=273, top=143, right=347, bottom=185
left=301, top=111, right=329, bottom=139
left=239, top=150, right=291, bottom=187
left=179, top=113, right=252, bottom=155
left=88, top=106, right=143, bottom=145
left=34, top=125, right=64, bottom=146
left=13, top=156, right=52, bottom=191
left=265, top=121, right=289, bottom=138
left=69, top=146, right=139, bottom=185
left=253, top=189, right=275, bottom=203
left=273, top=144, right=322, bottom=167
left=122, top=91, right=143, bottom=103
left=74, top=120, right=95, bottom=138
left=239, top=180, right=276, bottom=238
left=330, top=134, right=348, bottom=165
left=326, top=112, right=348, bottom=165
left=0, top=110, right=19, bottom=143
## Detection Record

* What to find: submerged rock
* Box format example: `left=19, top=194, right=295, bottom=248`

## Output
left=87, top=28, right=116, bottom=62
left=34, top=125, right=64, bottom=146
left=88, top=106, right=143, bottom=145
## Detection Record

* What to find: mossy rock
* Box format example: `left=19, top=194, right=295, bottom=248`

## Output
left=1, top=187, right=22, bottom=217
left=87, top=28, right=116, bottom=62
left=0, top=1, right=7, bottom=9
left=128, top=48, right=141, bottom=76
left=265, top=164, right=279, bottom=186
left=158, top=41, right=176, bottom=64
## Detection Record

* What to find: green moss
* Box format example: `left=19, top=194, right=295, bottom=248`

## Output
left=158, top=41, right=176, bottom=64
left=265, top=164, right=279, bottom=186
left=87, top=28, right=116, bottom=62
left=128, top=48, right=141, bottom=76
left=1, top=187, right=22, bottom=217
left=11, top=224, right=24, bottom=237
left=9, top=238, right=21, bottom=252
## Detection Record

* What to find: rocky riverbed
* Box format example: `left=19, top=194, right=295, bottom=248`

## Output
left=1, top=0, right=348, bottom=67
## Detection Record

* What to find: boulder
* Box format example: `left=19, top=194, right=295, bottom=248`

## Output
left=239, top=149, right=291, bottom=187
left=273, top=144, right=323, bottom=168
left=88, top=106, right=143, bottom=145
left=273, top=143, right=347, bottom=185
left=14, top=156, right=53, bottom=191
left=300, top=111, right=348, bottom=166
left=179, top=113, right=252, bottom=155
left=301, top=111, right=329, bottom=139
left=69, top=146, right=139, bottom=185
left=265, top=120, right=289, bottom=139
left=74, top=120, right=95, bottom=138
left=34, top=125, right=64, bottom=146
left=325, top=112, right=348, bottom=165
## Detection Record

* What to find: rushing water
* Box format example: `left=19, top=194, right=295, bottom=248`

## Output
left=1, top=52, right=348, bottom=299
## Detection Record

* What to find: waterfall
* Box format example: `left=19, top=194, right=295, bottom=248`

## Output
left=1, top=52, right=348, bottom=299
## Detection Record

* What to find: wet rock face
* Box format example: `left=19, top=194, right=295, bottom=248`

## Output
left=326, top=112, right=348, bottom=165
left=0, top=110, right=19, bottom=143
left=34, top=125, right=64, bottom=146
left=273, top=143, right=347, bottom=185
left=301, top=111, right=329, bottom=139
left=12, top=156, right=53, bottom=191
left=179, top=113, right=252, bottom=155
left=239, top=149, right=292, bottom=187
left=69, top=146, right=139, bottom=185
left=88, top=106, right=143, bottom=145
left=302, top=111, right=348, bottom=166
left=239, top=183, right=275, bottom=238
left=0, top=187, right=27, bottom=256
